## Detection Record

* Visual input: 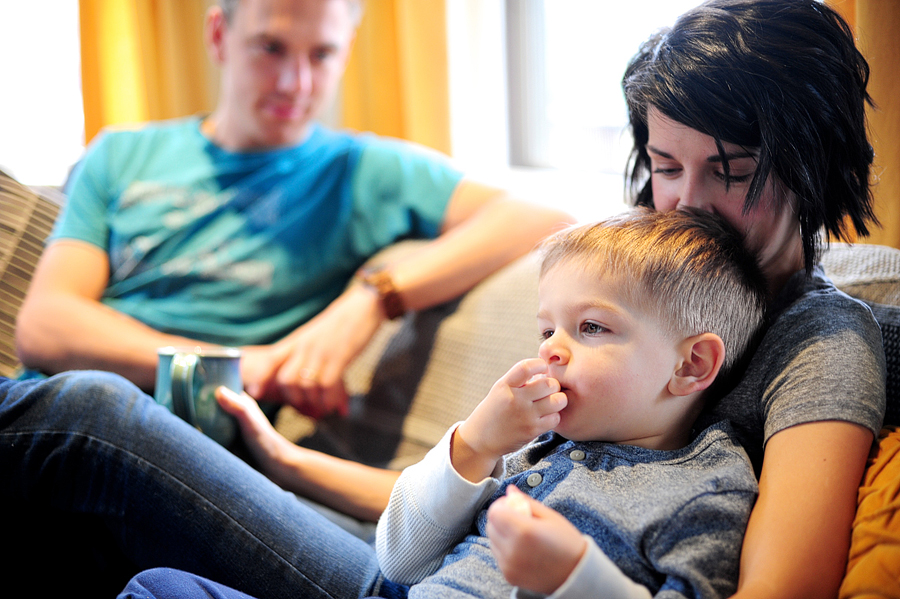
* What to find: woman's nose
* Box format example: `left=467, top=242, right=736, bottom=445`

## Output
left=675, top=173, right=708, bottom=210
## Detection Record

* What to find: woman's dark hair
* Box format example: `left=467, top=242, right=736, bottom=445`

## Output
left=622, top=0, right=877, bottom=273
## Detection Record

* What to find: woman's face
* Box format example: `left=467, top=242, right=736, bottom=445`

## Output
left=646, top=108, right=803, bottom=287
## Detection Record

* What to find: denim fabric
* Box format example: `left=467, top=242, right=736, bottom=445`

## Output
left=120, top=568, right=258, bottom=599
left=120, top=567, right=409, bottom=599
left=0, top=371, right=385, bottom=599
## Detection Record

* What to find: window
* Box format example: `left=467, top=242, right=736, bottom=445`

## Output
left=0, top=2, right=84, bottom=187
left=447, top=0, right=698, bottom=221
left=510, top=0, right=698, bottom=172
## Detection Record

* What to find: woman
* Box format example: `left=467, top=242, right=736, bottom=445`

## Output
left=487, top=1, right=884, bottom=597
left=0, top=1, right=885, bottom=598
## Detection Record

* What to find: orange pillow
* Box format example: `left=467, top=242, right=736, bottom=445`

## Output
left=840, top=426, right=900, bottom=599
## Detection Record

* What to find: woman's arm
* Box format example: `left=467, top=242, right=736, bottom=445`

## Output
left=216, top=387, right=398, bottom=521
left=733, top=420, right=872, bottom=599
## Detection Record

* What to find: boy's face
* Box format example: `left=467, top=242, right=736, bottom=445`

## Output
left=537, top=260, right=683, bottom=446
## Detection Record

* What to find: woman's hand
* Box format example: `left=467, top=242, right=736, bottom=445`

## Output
left=216, top=385, right=400, bottom=521
left=487, top=486, right=587, bottom=595
left=215, top=386, right=295, bottom=473
left=452, top=358, right=567, bottom=482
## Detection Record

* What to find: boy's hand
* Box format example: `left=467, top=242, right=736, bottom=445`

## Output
left=487, top=486, right=586, bottom=595
left=452, top=358, right=567, bottom=482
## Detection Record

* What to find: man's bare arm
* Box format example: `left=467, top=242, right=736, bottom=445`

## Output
left=16, top=240, right=202, bottom=390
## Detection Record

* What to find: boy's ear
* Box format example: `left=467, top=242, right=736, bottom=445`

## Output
left=667, top=333, right=725, bottom=397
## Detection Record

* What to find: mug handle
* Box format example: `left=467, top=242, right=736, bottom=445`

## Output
left=170, top=352, right=199, bottom=424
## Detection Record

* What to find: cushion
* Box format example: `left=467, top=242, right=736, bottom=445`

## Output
left=823, top=242, right=900, bottom=306
left=823, top=243, right=900, bottom=427
left=840, top=425, right=900, bottom=599
left=866, top=302, right=900, bottom=427
left=0, top=170, right=62, bottom=377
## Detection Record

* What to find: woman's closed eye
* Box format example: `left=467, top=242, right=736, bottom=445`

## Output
left=713, top=170, right=754, bottom=184
left=652, top=166, right=681, bottom=178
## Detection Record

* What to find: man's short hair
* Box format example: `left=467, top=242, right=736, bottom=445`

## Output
left=540, top=207, right=767, bottom=379
left=218, top=0, right=364, bottom=27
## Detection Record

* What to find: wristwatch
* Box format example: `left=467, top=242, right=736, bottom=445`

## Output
left=356, top=266, right=406, bottom=320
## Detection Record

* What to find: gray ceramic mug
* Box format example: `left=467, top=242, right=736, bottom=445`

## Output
left=155, top=346, right=241, bottom=446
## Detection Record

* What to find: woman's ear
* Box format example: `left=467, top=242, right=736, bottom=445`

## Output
left=667, top=333, right=725, bottom=397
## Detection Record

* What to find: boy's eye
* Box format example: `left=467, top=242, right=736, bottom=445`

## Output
left=581, top=321, right=606, bottom=336
left=540, top=329, right=554, bottom=341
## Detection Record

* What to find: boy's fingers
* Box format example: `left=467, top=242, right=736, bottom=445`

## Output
left=526, top=386, right=569, bottom=416
left=505, top=486, right=533, bottom=513
left=505, top=358, right=548, bottom=388
left=517, top=377, right=562, bottom=404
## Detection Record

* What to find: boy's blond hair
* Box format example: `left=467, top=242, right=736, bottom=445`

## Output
left=540, top=207, right=767, bottom=380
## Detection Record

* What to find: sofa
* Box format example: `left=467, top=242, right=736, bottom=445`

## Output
left=2, top=169, right=899, bottom=596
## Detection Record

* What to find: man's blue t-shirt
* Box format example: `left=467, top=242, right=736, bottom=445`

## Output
left=54, top=117, right=463, bottom=346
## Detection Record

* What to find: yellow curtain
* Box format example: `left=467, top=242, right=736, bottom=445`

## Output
left=341, top=0, right=451, bottom=155
left=829, top=0, right=900, bottom=249
left=79, top=0, right=217, bottom=144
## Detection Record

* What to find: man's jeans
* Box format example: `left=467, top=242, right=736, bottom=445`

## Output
left=0, top=371, right=388, bottom=599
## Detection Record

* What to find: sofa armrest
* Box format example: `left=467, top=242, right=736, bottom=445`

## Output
left=822, top=242, right=900, bottom=306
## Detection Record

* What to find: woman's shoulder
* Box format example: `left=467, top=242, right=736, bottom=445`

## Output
left=708, top=266, right=886, bottom=467
left=769, top=266, right=881, bottom=344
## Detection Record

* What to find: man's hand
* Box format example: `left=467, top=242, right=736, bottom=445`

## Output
left=239, top=284, right=385, bottom=418
left=487, top=486, right=586, bottom=595
left=452, top=358, right=567, bottom=482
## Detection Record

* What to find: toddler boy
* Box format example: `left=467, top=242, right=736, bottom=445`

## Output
left=376, top=207, right=768, bottom=599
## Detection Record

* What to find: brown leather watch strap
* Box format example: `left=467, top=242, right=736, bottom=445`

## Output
left=356, top=266, right=406, bottom=320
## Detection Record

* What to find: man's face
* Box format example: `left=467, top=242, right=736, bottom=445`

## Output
left=209, top=0, right=357, bottom=149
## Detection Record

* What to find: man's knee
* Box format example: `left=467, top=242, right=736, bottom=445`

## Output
left=0, top=369, right=151, bottom=435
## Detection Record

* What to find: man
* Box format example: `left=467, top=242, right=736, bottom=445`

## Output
left=15, top=0, right=571, bottom=418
